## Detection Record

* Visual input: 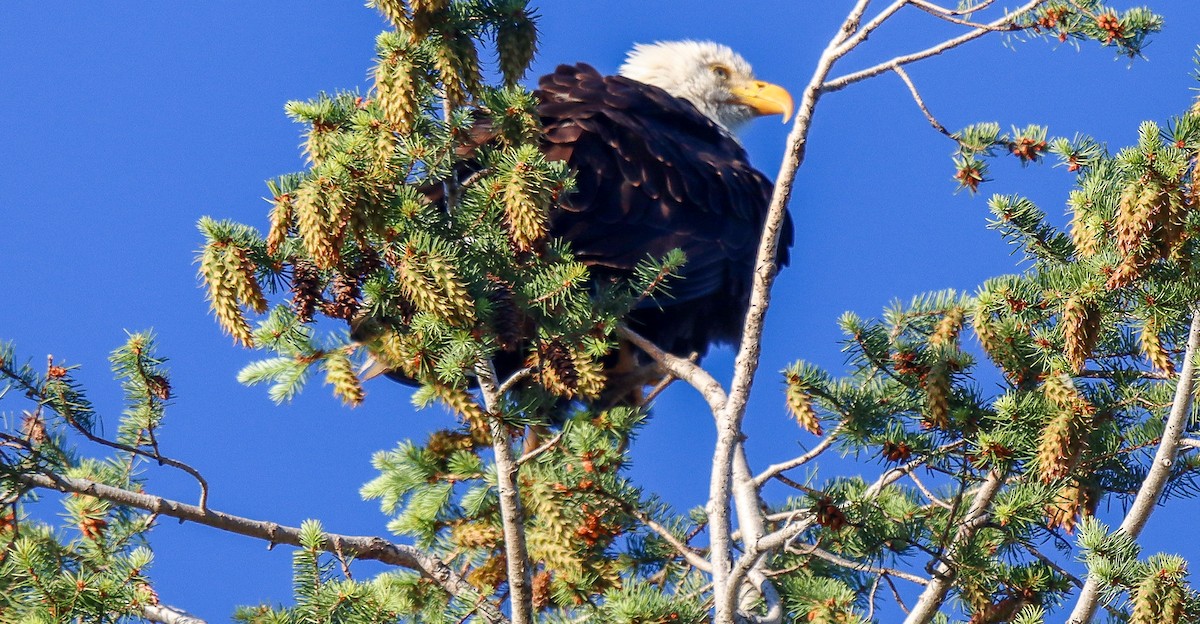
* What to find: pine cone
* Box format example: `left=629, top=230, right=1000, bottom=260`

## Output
left=290, top=260, right=324, bottom=323
left=785, top=375, right=823, bottom=435
left=1141, top=318, right=1176, bottom=375
left=532, top=571, right=553, bottom=610
left=921, top=362, right=951, bottom=430
left=324, top=273, right=361, bottom=321
left=488, top=277, right=524, bottom=351
left=538, top=340, right=578, bottom=396
left=929, top=307, right=964, bottom=347
left=1062, top=295, right=1101, bottom=373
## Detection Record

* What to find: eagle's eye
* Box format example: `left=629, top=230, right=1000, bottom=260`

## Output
left=710, top=64, right=731, bottom=80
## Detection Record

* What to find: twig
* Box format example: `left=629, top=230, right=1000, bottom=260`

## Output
left=497, top=367, right=534, bottom=395
left=1022, top=542, right=1083, bottom=588
left=885, top=573, right=912, bottom=614
left=822, top=1, right=1048, bottom=93
left=908, top=470, right=953, bottom=510
left=909, top=0, right=1011, bottom=29
left=891, top=64, right=954, bottom=138
left=866, top=574, right=883, bottom=621
left=516, top=429, right=565, bottom=465
left=1067, top=309, right=1200, bottom=624
left=476, top=360, right=533, bottom=624
left=903, top=469, right=1005, bottom=624
left=753, top=424, right=843, bottom=487
left=643, top=371, right=679, bottom=404
left=787, top=543, right=930, bottom=586
left=632, top=509, right=711, bottom=573
left=14, top=470, right=509, bottom=624
left=618, top=325, right=726, bottom=413
left=44, top=388, right=210, bottom=509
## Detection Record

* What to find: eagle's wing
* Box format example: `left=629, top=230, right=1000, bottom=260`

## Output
left=535, top=63, right=793, bottom=354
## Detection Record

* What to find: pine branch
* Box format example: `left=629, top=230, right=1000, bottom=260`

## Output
left=12, top=470, right=509, bottom=624
left=1067, top=309, right=1200, bottom=624
left=903, top=469, right=1006, bottom=624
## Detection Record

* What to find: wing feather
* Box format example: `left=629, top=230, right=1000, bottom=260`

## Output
left=533, top=63, right=794, bottom=355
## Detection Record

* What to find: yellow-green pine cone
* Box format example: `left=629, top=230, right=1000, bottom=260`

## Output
left=367, top=0, right=409, bottom=29
left=1129, top=571, right=1164, bottom=624
left=431, top=382, right=490, bottom=435
left=524, top=478, right=585, bottom=576
left=375, top=52, right=419, bottom=134
left=304, top=123, right=336, bottom=166
left=1036, top=404, right=1074, bottom=482
left=785, top=375, right=823, bottom=436
left=451, top=520, right=502, bottom=549
left=200, top=242, right=254, bottom=347
left=1115, top=178, right=1155, bottom=257
left=423, top=249, right=476, bottom=324
left=294, top=178, right=341, bottom=270
left=572, top=348, right=606, bottom=401
left=435, top=30, right=482, bottom=108
left=929, top=307, right=964, bottom=348
left=324, top=347, right=364, bottom=407
left=1141, top=318, right=1176, bottom=375
left=466, top=554, right=508, bottom=591
left=503, top=162, right=549, bottom=252
left=1067, top=190, right=1102, bottom=258
left=922, top=362, right=951, bottom=430
left=266, top=193, right=293, bottom=257
left=396, top=250, right=455, bottom=322
left=1045, top=482, right=1086, bottom=533
left=1160, top=582, right=1186, bottom=623
left=228, top=245, right=268, bottom=314
left=1159, top=184, right=1189, bottom=256
left=496, top=10, right=538, bottom=86
left=1062, top=295, right=1100, bottom=373
left=410, top=0, right=450, bottom=37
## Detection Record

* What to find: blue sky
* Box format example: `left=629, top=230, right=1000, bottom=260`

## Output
left=4, top=1, right=1200, bottom=620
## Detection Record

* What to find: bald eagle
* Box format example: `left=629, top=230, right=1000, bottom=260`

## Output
left=366, top=41, right=793, bottom=383
left=532, top=41, right=793, bottom=359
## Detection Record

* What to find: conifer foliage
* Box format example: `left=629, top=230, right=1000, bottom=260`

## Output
left=8, top=2, right=1200, bottom=624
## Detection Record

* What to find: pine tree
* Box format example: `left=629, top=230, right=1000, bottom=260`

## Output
left=7, top=2, right=1196, bottom=624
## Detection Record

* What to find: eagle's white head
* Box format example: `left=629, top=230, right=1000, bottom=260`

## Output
left=618, top=40, right=793, bottom=132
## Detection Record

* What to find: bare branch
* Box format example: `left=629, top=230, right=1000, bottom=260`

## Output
left=1067, top=309, right=1200, bottom=624
left=42, top=396, right=210, bottom=509
left=786, top=543, right=931, bottom=586
left=618, top=325, right=726, bottom=412
left=14, top=470, right=508, bottom=624
left=516, top=429, right=565, bottom=465
left=142, top=605, right=207, bottom=624
left=908, top=470, right=953, bottom=510
left=910, top=0, right=1010, bottom=29
left=632, top=509, right=712, bottom=573
left=891, top=64, right=955, bottom=138
left=476, top=360, right=533, bottom=624
left=822, top=1, right=1047, bottom=93
left=753, top=425, right=843, bottom=487
left=497, top=367, right=534, bottom=395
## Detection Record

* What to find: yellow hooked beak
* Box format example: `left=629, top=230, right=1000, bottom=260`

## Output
left=729, top=80, right=794, bottom=123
